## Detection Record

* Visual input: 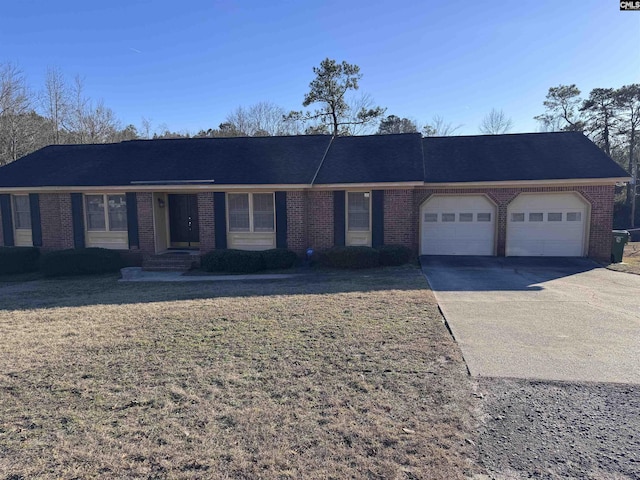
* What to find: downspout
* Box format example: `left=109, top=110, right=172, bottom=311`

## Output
left=310, top=135, right=336, bottom=187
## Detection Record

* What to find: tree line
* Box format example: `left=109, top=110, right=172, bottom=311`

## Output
left=535, top=84, right=640, bottom=208
left=2, top=57, right=637, bottom=192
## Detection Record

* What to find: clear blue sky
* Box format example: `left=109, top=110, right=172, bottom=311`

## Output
left=2, top=0, right=639, bottom=136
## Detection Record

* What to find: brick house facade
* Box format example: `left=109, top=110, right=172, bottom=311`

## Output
left=0, top=132, right=628, bottom=263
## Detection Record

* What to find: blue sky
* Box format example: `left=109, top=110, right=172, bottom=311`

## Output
left=2, top=0, right=639, bottom=136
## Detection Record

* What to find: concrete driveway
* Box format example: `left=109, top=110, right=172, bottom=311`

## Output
left=421, top=257, right=640, bottom=384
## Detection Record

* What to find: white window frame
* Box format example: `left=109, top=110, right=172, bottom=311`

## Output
left=12, top=195, right=31, bottom=230
left=84, top=194, right=128, bottom=232
left=346, top=191, right=371, bottom=232
left=226, top=192, right=275, bottom=233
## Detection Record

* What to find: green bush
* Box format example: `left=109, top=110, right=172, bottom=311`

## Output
left=0, top=246, right=40, bottom=274
left=378, top=244, right=414, bottom=266
left=261, top=248, right=298, bottom=270
left=322, top=246, right=380, bottom=269
left=200, top=250, right=228, bottom=272
left=201, top=249, right=264, bottom=273
left=40, top=248, right=123, bottom=277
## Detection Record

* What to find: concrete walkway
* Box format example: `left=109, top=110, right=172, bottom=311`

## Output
left=119, top=267, right=303, bottom=282
left=421, top=257, right=640, bottom=384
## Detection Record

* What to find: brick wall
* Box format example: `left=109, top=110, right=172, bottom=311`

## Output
left=197, top=192, right=215, bottom=254
left=578, top=185, right=615, bottom=260
left=38, top=193, right=74, bottom=250
left=307, top=190, right=334, bottom=250
left=6, top=184, right=615, bottom=260
left=383, top=189, right=415, bottom=250
left=286, top=191, right=306, bottom=255
left=136, top=192, right=155, bottom=255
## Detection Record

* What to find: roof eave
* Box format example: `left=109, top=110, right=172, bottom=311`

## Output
left=423, top=177, right=631, bottom=188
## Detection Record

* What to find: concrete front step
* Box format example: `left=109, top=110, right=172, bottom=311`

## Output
left=142, top=253, right=200, bottom=272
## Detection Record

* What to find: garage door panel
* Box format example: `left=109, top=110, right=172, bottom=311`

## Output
left=506, top=193, right=588, bottom=257
left=421, top=195, right=496, bottom=256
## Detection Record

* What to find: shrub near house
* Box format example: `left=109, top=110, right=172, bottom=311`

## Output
left=0, top=246, right=40, bottom=274
left=40, top=248, right=123, bottom=277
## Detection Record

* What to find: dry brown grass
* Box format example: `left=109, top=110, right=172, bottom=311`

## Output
left=607, top=241, right=640, bottom=275
left=0, top=269, right=480, bottom=479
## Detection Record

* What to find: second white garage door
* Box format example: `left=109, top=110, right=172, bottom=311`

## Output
left=506, top=193, right=589, bottom=257
left=420, top=195, right=496, bottom=255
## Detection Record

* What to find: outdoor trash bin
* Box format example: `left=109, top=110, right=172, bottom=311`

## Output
left=611, top=230, right=630, bottom=263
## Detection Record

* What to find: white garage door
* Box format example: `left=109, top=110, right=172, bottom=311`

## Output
left=420, top=195, right=496, bottom=255
left=506, top=193, right=588, bottom=257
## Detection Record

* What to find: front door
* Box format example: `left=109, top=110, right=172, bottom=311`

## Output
left=168, top=194, right=200, bottom=247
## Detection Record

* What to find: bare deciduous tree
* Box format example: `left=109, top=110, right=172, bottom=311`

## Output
left=422, top=115, right=462, bottom=137
left=479, top=108, right=514, bottom=135
left=140, top=117, right=153, bottom=139
left=40, top=66, right=69, bottom=144
left=0, top=62, right=43, bottom=164
left=84, top=100, right=121, bottom=143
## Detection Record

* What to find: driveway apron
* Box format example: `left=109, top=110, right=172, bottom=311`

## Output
left=421, top=257, right=640, bottom=384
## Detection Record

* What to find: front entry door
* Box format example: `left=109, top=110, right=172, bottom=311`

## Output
left=168, top=194, right=200, bottom=247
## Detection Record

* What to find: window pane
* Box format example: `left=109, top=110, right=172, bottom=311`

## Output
left=253, top=193, right=274, bottom=232
left=567, top=212, right=582, bottom=222
left=511, top=213, right=524, bottom=222
left=548, top=213, right=562, bottom=222
left=107, top=195, right=128, bottom=231
left=529, top=213, right=544, bottom=222
left=13, top=196, right=31, bottom=229
left=477, top=213, right=491, bottom=222
left=442, top=213, right=455, bottom=222
left=85, top=195, right=106, bottom=231
left=459, top=213, right=473, bottom=222
left=348, top=192, right=370, bottom=231
left=228, top=193, right=250, bottom=232
left=424, top=213, right=438, bottom=222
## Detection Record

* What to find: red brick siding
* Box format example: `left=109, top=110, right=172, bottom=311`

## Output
left=10, top=184, right=615, bottom=261
left=307, top=191, right=334, bottom=250
left=37, top=193, right=75, bottom=250
left=383, top=189, right=415, bottom=250
left=577, top=185, right=615, bottom=260
left=286, top=191, right=306, bottom=255
left=197, top=192, right=215, bottom=254
left=136, top=192, right=155, bottom=255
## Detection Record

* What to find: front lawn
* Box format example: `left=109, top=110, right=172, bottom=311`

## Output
left=0, top=269, right=479, bottom=479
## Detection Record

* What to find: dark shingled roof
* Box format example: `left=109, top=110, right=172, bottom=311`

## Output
left=0, top=131, right=629, bottom=188
left=313, top=133, right=424, bottom=184
left=423, top=132, right=628, bottom=182
left=0, top=135, right=332, bottom=188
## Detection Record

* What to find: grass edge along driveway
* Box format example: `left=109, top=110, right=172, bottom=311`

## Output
left=0, top=268, right=481, bottom=479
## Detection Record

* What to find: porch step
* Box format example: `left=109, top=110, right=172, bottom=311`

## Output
left=142, top=253, right=201, bottom=272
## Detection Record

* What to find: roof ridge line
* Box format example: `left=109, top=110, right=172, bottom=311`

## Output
left=310, top=135, right=336, bottom=186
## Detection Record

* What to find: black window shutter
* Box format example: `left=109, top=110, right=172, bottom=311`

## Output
left=70, top=193, right=85, bottom=248
left=333, top=191, right=345, bottom=247
left=275, top=191, right=287, bottom=248
left=29, top=194, right=42, bottom=247
left=371, top=190, right=384, bottom=248
left=126, top=192, right=139, bottom=248
left=0, top=195, right=14, bottom=247
left=213, top=192, right=227, bottom=249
